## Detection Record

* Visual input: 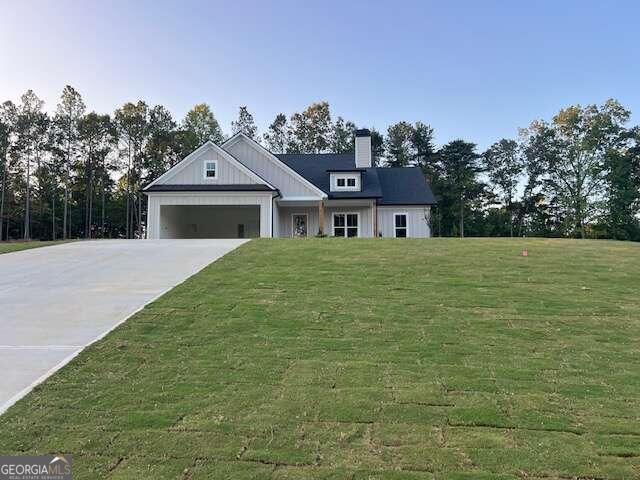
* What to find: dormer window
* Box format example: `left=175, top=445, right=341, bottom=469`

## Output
left=203, top=160, right=217, bottom=179
left=331, top=172, right=361, bottom=192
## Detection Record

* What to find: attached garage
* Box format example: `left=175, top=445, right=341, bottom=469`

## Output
left=143, top=141, right=278, bottom=239
left=145, top=189, right=276, bottom=239
left=159, top=205, right=260, bottom=239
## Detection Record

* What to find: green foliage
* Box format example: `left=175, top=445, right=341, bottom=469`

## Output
left=181, top=103, right=224, bottom=149
left=431, top=140, right=485, bottom=237
left=385, top=121, right=414, bottom=167
left=288, top=101, right=333, bottom=153
left=231, top=106, right=258, bottom=138
left=263, top=113, right=289, bottom=153
left=331, top=116, right=356, bottom=153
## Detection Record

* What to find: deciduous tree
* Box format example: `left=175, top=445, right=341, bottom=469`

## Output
left=181, top=103, right=224, bottom=150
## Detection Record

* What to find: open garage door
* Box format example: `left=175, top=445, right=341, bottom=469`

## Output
left=160, top=205, right=260, bottom=239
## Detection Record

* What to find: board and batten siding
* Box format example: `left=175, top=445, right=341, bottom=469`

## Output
left=276, top=204, right=374, bottom=238
left=378, top=206, right=431, bottom=238
left=224, top=138, right=322, bottom=198
left=325, top=205, right=374, bottom=238
left=157, top=147, right=258, bottom=185
left=277, top=206, right=320, bottom=237
left=147, top=192, right=273, bottom=239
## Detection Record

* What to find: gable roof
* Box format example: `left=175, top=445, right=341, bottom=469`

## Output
left=143, top=141, right=276, bottom=191
left=278, top=154, right=436, bottom=205
left=222, top=133, right=327, bottom=198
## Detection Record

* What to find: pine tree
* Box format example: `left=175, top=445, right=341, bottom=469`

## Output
left=231, top=106, right=258, bottom=138
left=263, top=113, right=289, bottom=153
left=54, top=86, right=85, bottom=239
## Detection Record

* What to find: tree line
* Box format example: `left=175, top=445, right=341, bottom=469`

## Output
left=1, top=87, right=638, bottom=241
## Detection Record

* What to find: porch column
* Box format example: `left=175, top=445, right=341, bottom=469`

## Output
left=373, top=200, right=378, bottom=237
left=318, top=200, right=325, bottom=235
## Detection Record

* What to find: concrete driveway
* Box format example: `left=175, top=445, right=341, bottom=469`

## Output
left=0, top=239, right=247, bottom=414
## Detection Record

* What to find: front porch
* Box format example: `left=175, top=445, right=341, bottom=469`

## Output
left=274, top=198, right=376, bottom=238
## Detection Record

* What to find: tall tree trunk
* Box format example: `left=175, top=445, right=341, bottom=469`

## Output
left=0, top=159, right=6, bottom=241
left=85, top=148, right=91, bottom=238
left=101, top=169, right=106, bottom=238
left=459, top=193, right=464, bottom=238
left=63, top=140, right=70, bottom=240
left=125, top=143, right=131, bottom=239
left=51, top=178, right=56, bottom=241
left=508, top=198, right=513, bottom=238
left=88, top=167, right=93, bottom=239
left=24, top=155, right=31, bottom=240
left=137, top=191, right=142, bottom=238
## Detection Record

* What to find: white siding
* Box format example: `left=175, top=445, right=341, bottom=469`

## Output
left=277, top=206, right=320, bottom=237
left=275, top=203, right=374, bottom=238
left=147, top=193, right=273, bottom=239
left=378, top=206, right=431, bottom=238
left=157, top=147, right=258, bottom=185
left=355, top=135, right=372, bottom=168
left=325, top=206, right=374, bottom=238
left=224, top=137, right=322, bottom=198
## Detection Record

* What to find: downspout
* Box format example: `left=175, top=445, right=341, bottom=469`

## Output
left=271, top=190, right=281, bottom=238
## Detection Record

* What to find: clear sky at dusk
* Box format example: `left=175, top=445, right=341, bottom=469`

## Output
left=1, top=0, right=639, bottom=149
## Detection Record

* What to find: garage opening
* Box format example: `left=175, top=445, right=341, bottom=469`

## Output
left=160, top=205, right=260, bottom=239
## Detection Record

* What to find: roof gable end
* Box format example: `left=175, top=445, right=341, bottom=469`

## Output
left=144, top=141, right=275, bottom=190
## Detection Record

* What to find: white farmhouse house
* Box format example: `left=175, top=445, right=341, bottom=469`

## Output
left=144, top=130, right=436, bottom=238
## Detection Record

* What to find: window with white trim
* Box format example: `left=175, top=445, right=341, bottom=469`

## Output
left=333, top=213, right=359, bottom=237
left=203, top=160, right=217, bottom=179
left=331, top=173, right=361, bottom=191
left=394, top=213, right=408, bottom=237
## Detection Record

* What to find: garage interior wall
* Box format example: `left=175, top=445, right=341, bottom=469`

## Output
left=160, top=205, right=260, bottom=239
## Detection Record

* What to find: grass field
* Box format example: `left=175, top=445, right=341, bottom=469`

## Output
left=0, top=240, right=68, bottom=254
left=1, top=238, right=639, bottom=479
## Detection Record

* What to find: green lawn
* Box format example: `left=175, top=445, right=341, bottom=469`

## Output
left=1, top=238, right=639, bottom=479
left=0, top=240, right=68, bottom=254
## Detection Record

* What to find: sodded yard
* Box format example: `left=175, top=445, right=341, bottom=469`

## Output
left=1, top=238, right=639, bottom=479
left=0, top=240, right=68, bottom=255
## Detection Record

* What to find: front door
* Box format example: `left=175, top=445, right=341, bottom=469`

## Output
left=292, top=214, right=308, bottom=237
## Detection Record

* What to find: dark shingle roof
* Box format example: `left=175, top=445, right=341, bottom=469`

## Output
left=376, top=167, right=437, bottom=205
left=145, top=184, right=276, bottom=192
left=276, top=154, right=436, bottom=205
left=277, top=154, right=382, bottom=199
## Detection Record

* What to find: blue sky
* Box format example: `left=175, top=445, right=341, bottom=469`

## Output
left=1, top=0, right=639, bottom=150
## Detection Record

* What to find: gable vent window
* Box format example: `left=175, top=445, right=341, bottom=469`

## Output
left=394, top=213, right=408, bottom=238
left=204, top=160, right=217, bottom=179
left=332, top=174, right=360, bottom=191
